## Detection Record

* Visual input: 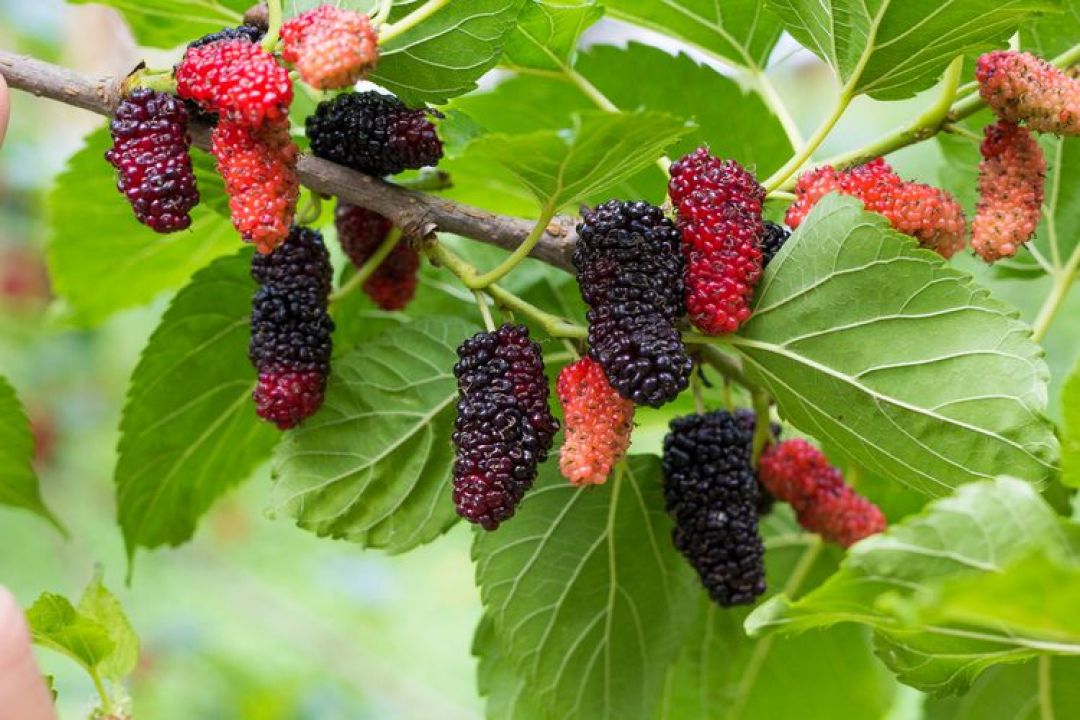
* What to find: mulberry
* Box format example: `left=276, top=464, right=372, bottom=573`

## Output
left=556, top=357, right=635, bottom=486
left=249, top=226, right=335, bottom=429
left=306, top=91, right=444, bottom=176
left=211, top=117, right=300, bottom=253
left=452, top=325, right=557, bottom=529
left=758, top=439, right=886, bottom=548
left=281, top=4, right=378, bottom=90
left=668, top=148, right=764, bottom=335
left=176, top=39, right=292, bottom=126
left=574, top=200, right=691, bottom=407
left=334, top=202, right=420, bottom=311
left=972, top=120, right=1046, bottom=262
left=760, top=221, right=790, bottom=268
left=786, top=158, right=966, bottom=258
left=977, top=51, right=1080, bottom=136
left=187, top=24, right=264, bottom=48
left=105, top=88, right=199, bottom=233
left=662, top=409, right=767, bottom=606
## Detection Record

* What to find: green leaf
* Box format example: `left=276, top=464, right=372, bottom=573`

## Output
left=371, top=0, right=526, bottom=106
left=116, top=251, right=279, bottom=565
left=77, top=568, right=139, bottom=682
left=473, top=615, right=543, bottom=720
left=924, top=657, right=1080, bottom=719
left=733, top=194, right=1057, bottom=497
left=746, top=478, right=1079, bottom=694
left=1062, top=358, right=1080, bottom=488
left=766, top=0, right=1060, bottom=99
left=602, top=0, right=783, bottom=71
left=48, top=125, right=236, bottom=327
left=27, top=594, right=114, bottom=674
left=270, top=316, right=477, bottom=553
left=1022, top=0, right=1080, bottom=58
left=466, top=111, right=692, bottom=211
left=66, top=0, right=249, bottom=48
left=474, top=456, right=698, bottom=720
left=0, top=375, right=63, bottom=532
left=502, top=0, right=603, bottom=72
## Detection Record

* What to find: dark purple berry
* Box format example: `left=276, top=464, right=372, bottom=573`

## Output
left=760, top=220, right=791, bottom=268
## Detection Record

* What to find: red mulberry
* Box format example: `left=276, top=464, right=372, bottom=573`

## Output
left=556, top=357, right=634, bottom=486
left=668, top=148, right=764, bottom=335
left=758, top=439, right=886, bottom=548
left=176, top=39, right=292, bottom=127
left=211, top=117, right=300, bottom=253
left=306, top=91, right=444, bottom=177
left=662, top=409, right=766, bottom=606
left=281, top=4, right=378, bottom=90
left=977, top=51, right=1080, bottom=136
left=786, top=158, right=966, bottom=258
left=573, top=200, right=691, bottom=407
left=334, top=202, right=420, bottom=311
left=249, top=226, right=334, bottom=429
left=452, top=325, right=558, bottom=529
left=972, top=120, right=1046, bottom=262
left=104, top=89, right=199, bottom=233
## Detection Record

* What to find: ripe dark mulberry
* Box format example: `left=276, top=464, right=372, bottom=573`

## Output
left=249, top=226, right=335, bottom=429
left=972, top=120, right=1046, bottom=262
left=188, top=24, right=265, bottom=49
left=306, top=91, right=444, bottom=176
left=977, top=51, right=1080, bottom=135
left=176, top=39, right=292, bottom=127
left=758, top=439, right=886, bottom=548
left=105, top=88, right=199, bottom=233
left=452, top=324, right=557, bottom=529
left=760, top=221, right=790, bottom=268
left=574, top=200, right=691, bottom=407
left=334, top=202, right=420, bottom=311
left=557, top=357, right=634, bottom=486
left=662, top=409, right=767, bottom=606
left=281, top=4, right=378, bottom=90
left=669, top=148, right=765, bottom=335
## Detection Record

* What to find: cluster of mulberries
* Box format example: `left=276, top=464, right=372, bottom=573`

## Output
left=335, top=202, right=420, bottom=311
left=452, top=325, right=557, bottom=529
left=573, top=200, right=691, bottom=407
left=249, top=226, right=335, bottom=429
left=668, top=148, right=766, bottom=335
left=977, top=51, right=1080, bottom=136
left=786, top=158, right=967, bottom=258
left=662, top=409, right=767, bottom=606
left=556, top=357, right=635, bottom=486
left=972, top=120, right=1046, bottom=262
left=760, top=221, right=791, bottom=268
left=175, top=39, right=292, bottom=126
left=281, top=4, right=378, bottom=90
left=307, top=91, right=444, bottom=177
left=105, top=88, right=199, bottom=233
left=758, top=439, right=886, bottom=548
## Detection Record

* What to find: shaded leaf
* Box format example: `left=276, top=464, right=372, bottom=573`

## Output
left=924, top=657, right=1080, bottom=719
left=0, top=376, right=63, bottom=532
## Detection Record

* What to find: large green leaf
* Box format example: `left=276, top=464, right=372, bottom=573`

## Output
left=601, top=0, right=783, bottom=71
left=48, top=126, right=236, bottom=327
left=0, top=376, right=62, bottom=531
left=371, top=0, right=526, bottom=105
left=924, top=657, right=1080, bottom=719
left=746, top=478, right=1080, bottom=695
left=1022, top=0, right=1080, bottom=58
left=474, top=457, right=698, bottom=720
left=501, top=0, right=602, bottom=72
left=1062, top=358, right=1080, bottom=488
left=116, top=251, right=279, bottom=565
left=270, top=316, right=477, bottom=553
left=732, top=195, right=1057, bottom=497
left=67, top=0, right=248, bottom=48
left=766, top=0, right=1060, bottom=99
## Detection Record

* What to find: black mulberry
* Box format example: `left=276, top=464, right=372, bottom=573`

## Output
left=249, top=226, right=335, bottom=429
left=306, top=91, right=443, bottom=177
left=760, top=220, right=790, bottom=268
left=188, top=24, right=265, bottom=48
left=662, top=409, right=767, bottom=606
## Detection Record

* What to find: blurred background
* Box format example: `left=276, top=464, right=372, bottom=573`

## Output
left=0, top=2, right=1076, bottom=718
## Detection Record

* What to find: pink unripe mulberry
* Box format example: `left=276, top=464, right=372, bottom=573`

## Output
left=977, top=51, right=1080, bottom=136
left=281, top=5, right=379, bottom=90
left=972, top=120, right=1046, bottom=262
left=176, top=39, right=292, bottom=127
left=556, top=357, right=635, bottom=486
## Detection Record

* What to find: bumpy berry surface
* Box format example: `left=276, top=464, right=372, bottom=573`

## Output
left=977, top=51, right=1080, bottom=136
left=557, top=357, right=635, bottom=486
left=176, top=39, right=292, bottom=126
left=758, top=439, right=886, bottom=548
left=306, top=91, right=443, bottom=176
left=760, top=221, right=790, bottom=268
left=574, top=200, right=691, bottom=407
left=334, top=202, right=420, bottom=311
left=972, top=120, right=1046, bottom=262
left=786, top=158, right=966, bottom=257
left=188, top=24, right=264, bottom=48
left=249, top=226, right=334, bottom=429
left=212, top=117, right=300, bottom=253
left=452, top=325, right=557, bottom=530
left=105, top=89, right=199, bottom=233
left=668, top=148, right=765, bottom=335
left=662, top=409, right=767, bottom=606
left=281, top=5, right=378, bottom=90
